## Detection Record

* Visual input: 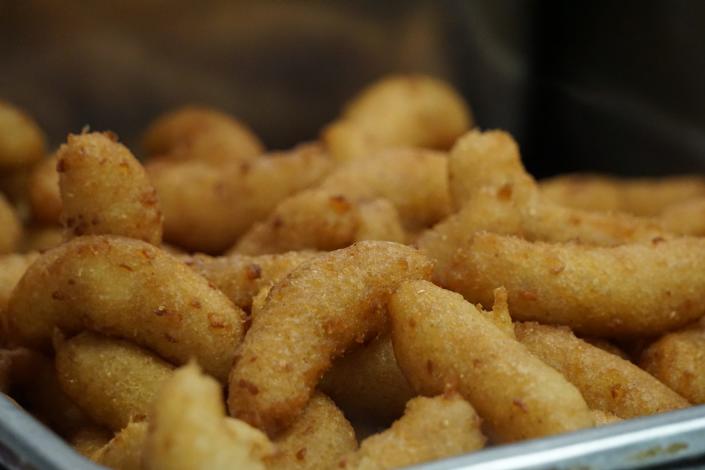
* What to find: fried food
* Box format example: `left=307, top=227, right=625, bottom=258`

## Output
left=228, top=241, right=433, bottom=436
left=591, top=410, right=622, bottom=426
left=0, top=194, right=22, bottom=254
left=3, top=235, right=245, bottom=381
left=658, top=197, right=705, bottom=236
left=267, top=393, right=357, bottom=470
left=70, top=425, right=113, bottom=458
left=142, top=105, right=263, bottom=162
left=28, top=155, right=61, bottom=224
left=0, top=101, right=45, bottom=169
left=323, top=75, right=472, bottom=161
left=389, top=280, right=594, bottom=443
left=92, top=421, right=148, bottom=470
left=55, top=332, right=174, bottom=431
left=0, top=252, right=38, bottom=317
left=444, top=232, right=705, bottom=337
left=148, top=143, right=332, bottom=253
left=320, top=334, right=415, bottom=422
left=514, top=322, right=689, bottom=418
left=57, top=132, right=163, bottom=244
left=143, top=363, right=273, bottom=470
left=640, top=321, right=705, bottom=404
left=339, top=393, right=485, bottom=469
left=0, top=347, right=43, bottom=393
left=20, top=226, right=63, bottom=252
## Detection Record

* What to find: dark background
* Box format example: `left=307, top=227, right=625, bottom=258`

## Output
left=1, top=0, right=704, bottom=177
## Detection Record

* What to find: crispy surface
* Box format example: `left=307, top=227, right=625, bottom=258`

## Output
left=323, top=75, right=472, bottom=161
left=184, top=251, right=319, bottom=311
left=444, top=232, right=705, bottom=337
left=228, top=241, right=433, bottom=436
left=320, top=334, right=415, bottom=422
left=0, top=101, right=45, bottom=169
left=591, top=409, right=622, bottom=426
left=55, top=332, right=174, bottom=431
left=267, top=393, right=357, bottom=470
left=390, top=281, right=593, bottom=443
left=144, top=363, right=273, bottom=470
left=57, top=132, right=163, bottom=244
left=339, top=393, right=485, bottom=469
left=355, top=199, right=407, bottom=245
left=142, top=105, right=263, bottom=161
left=0, top=253, right=38, bottom=317
left=641, top=322, right=705, bottom=404
left=28, top=155, right=61, bottom=225
left=3, top=236, right=245, bottom=381
left=148, top=143, right=332, bottom=253
left=658, top=197, right=705, bottom=236
left=70, top=425, right=113, bottom=459
left=0, top=194, right=22, bottom=254
left=514, top=322, right=689, bottom=418
left=92, top=421, right=147, bottom=470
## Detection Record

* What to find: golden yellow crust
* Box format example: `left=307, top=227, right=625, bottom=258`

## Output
left=0, top=101, right=45, bottom=169
left=28, top=155, right=61, bottom=225
left=0, top=194, right=22, bottom=254
left=92, top=422, right=147, bottom=470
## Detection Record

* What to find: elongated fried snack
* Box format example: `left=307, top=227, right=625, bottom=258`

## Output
left=0, top=253, right=38, bottom=316
left=0, top=194, right=22, bottom=254
left=640, top=322, right=705, bottom=404
left=658, top=197, right=705, bottom=236
left=320, top=334, right=415, bottom=422
left=148, top=144, right=332, bottom=253
left=445, top=232, right=705, bottom=337
left=142, top=105, right=263, bottom=161
left=144, top=363, right=273, bottom=470
left=4, top=236, right=245, bottom=381
left=267, top=393, right=357, bottom=470
left=184, top=251, right=319, bottom=312
left=70, top=425, right=113, bottom=458
left=55, top=332, right=174, bottom=431
left=232, top=190, right=405, bottom=255
left=339, top=393, right=485, bottom=469
left=92, top=421, right=148, bottom=470
left=228, top=241, right=433, bottom=436
left=0, top=101, right=45, bottom=169
left=28, top=155, right=61, bottom=224
left=318, top=148, right=451, bottom=230
left=57, top=132, right=163, bottom=244
left=323, top=75, right=472, bottom=161
left=390, top=280, right=593, bottom=443
left=514, top=322, right=688, bottom=418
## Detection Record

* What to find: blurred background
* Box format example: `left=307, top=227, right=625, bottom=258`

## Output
left=1, top=0, right=704, bottom=177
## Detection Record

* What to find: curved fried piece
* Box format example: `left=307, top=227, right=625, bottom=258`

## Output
left=0, top=253, right=38, bottom=317
left=323, top=75, right=472, bottom=161
left=142, top=105, right=263, bottom=162
left=55, top=331, right=174, bottom=431
left=144, top=363, right=273, bottom=470
left=0, top=101, right=45, bottom=169
left=267, top=393, right=357, bottom=470
left=57, top=132, right=163, bottom=244
left=339, top=393, right=485, bottom=469
left=3, top=236, right=244, bottom=381
left=641, top=322, right=705, bottom=404
left=184, top=251, right=319, bottom=311
left=28, top=155, right=61, bottom=224
left=92, top=421, right=147, bottom=470
left=0, top=194, right=22, bottom=254
left=514, top=322, right=689, bottom=418
left=148, top=143, right=332, bottom=253
left=318, top=148, right=451, bottom=230
left=320, top=334, right=415, bottom=422
left=228, top=241, right=433, bottom=436
left=390, top=280, right=594, bottom=443
left=445, top=232, right=705, bottom=337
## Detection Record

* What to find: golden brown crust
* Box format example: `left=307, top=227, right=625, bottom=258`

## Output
left=0, top=101, right=46, bottom=169
left=28, top=155, right=61, bottom=225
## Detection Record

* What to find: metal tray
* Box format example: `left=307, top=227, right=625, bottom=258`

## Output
left=2, top=393, right=705, bottom=470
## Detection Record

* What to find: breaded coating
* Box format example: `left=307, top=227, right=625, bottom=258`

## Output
left=228, top=241, right=433, bottom=436
left=0, top=101, right=45, bottom=169
left=184, top=251, right=319, bottom=311
left=318, top=148, right=451, bottom=230
left=57, top=132, right=163, bottom=244
left=144, top=363, right=273, bottom=470
left=339, top=393, right=485, bottom=469
left=591, top=409, right=622, bottom=426
left=641, top=322, right=705, bottom=404
left=0, top=194, right=22, bottom=254
left=148, top=143, right=332, bottom=253
left=323, top=75, right=472, bottom=161
left=3, top=236, right=245, bottom=381
left=445, top=232, right=705, bottom=337
left=142, top=105, right=263, bottom=161
left=514, top=322, right=688, bottom=418
left=389, top=281, right=594, bottom=443
left=92, top=421, right=147, bottom=470
left=0, top=252, right=38, bottom=316
left=55, top=332, right=174, bottom=431
left=70, top=425, right=113, bottom=458
left=355, top=199, right=407, bottom=245
left=28, top=155, right=61, bottom=224
left=321, top=334, right=415, bottom=422
left=267, top=393, right=357, bottom=470
left=658, top=197, right=705, bottom=236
